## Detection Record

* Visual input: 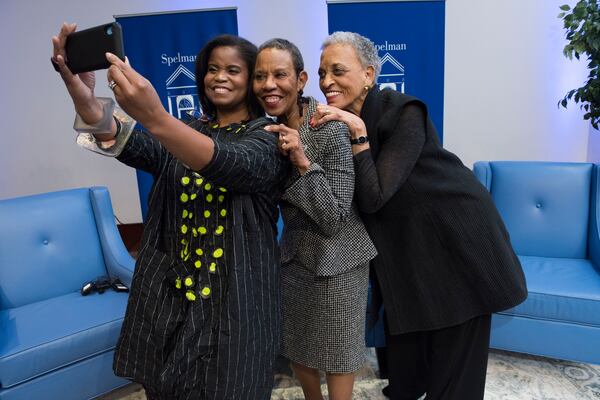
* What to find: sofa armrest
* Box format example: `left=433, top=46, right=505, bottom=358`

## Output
left=90, top=187, right=135, bottom=287
left=473, top=161, right=492, bottom=191
left=589, top=165, right=600, bottom=273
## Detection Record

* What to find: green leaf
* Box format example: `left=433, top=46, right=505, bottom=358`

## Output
left=559, top=0, right=600, bottom=123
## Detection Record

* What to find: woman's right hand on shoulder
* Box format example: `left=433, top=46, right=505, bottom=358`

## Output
left=311, top=104, right=367, bottom=139
left=52, top=22, right=104, bottom=124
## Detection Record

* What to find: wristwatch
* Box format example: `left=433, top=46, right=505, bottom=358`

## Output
left=350, top=136, right=369, bottom=145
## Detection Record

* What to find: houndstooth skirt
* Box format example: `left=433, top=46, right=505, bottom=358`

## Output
left=280, top=260, right=369, bottom=373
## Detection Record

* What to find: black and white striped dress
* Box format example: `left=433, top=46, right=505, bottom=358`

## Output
left=112, top=117, right=289, bottom=399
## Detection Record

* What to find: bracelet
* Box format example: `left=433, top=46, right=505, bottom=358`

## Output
left=113, top=115, right=122, bottom=139
left=91, top=116, right=121, bottom=143
left=73, top=97, right=115, bottom=134
left=75, top=105, right=137, bottom=157
left=350, top=136, right=369, bottom=145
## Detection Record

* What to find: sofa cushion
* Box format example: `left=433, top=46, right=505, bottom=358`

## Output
left=0, top=189, right=108, bottom=309
left=488, top=162, right=592, bottom=259
left=0, top=290, right=127, bottom=389
left=499, top=256, right=600, bottom=327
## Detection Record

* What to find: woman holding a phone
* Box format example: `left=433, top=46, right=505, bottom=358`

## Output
left=52, top=23, right=288, bottom=400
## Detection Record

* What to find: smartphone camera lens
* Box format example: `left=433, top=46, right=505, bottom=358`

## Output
left=105, top=25, right=113, bottom=36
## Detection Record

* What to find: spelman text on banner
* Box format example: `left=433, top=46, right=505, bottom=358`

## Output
left=327, top=0, right=445, bottom=141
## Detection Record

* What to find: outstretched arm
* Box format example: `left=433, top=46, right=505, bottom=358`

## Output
left=52, top=22, right=117, bottom=142
left=105, top=53, right=215, bottom=170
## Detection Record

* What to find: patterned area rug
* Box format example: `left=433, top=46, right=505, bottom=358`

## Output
left=101, top=349, right=600, bottom=400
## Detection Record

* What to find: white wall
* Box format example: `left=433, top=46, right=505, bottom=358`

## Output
left=0, top=0, right=590, bottom=223
left=444, top=0, right=590, bottom=167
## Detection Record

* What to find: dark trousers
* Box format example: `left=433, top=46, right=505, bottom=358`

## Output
left=383, top=314, right=492, bottom=400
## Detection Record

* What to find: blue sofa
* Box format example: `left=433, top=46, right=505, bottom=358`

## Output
left=0, top=187, right=135, bottom=400
left=474, top=161, right=600, bottom=365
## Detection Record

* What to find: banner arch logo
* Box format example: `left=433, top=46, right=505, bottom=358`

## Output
left=375, top=39, right=407, bottom=93
left=165, top=63, right=201, bottom=119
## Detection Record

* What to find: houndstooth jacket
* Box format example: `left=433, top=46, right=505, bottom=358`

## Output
left=279, top=97, right=377, bottom=276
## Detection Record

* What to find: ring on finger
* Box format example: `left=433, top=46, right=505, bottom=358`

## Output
left=108, top=80, right=118, bottom=91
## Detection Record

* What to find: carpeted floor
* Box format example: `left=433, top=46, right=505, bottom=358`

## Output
left=100, top=349, right=600, bottom=399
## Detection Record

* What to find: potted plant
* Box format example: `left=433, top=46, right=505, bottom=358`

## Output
left=559, top=0, right=600, bottom=130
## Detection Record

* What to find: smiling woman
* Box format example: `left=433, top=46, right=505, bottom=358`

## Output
left=254, top=38, right=377, bottom=400
left=311, top=31, right=527, bottom=400
left=202, top=46, right=248, bottom=122
left=52, top=25, right=289, bottom=400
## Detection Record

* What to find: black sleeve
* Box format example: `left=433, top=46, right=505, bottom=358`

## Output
left=199, top=128, right=288, bottom=194
left=353, top=103, right=426, bottom=214
left=116, top=130, right=170, bottom=177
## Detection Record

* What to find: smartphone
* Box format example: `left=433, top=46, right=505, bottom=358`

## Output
left=65, top=22, right=125, bottom=74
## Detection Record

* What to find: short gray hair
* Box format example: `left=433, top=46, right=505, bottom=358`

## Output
left=322, top=31, right=381, bottom=81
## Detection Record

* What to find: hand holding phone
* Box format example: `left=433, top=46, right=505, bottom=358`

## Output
left=52, top=22, right=125, bottom=74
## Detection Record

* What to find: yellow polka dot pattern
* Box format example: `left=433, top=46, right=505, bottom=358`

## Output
left=177, top=158, right=231, bottom=301
left=186, top=291, right=197, bottom=301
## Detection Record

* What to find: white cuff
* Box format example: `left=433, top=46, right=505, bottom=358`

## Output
left=75, top=100, right=136, bottom=157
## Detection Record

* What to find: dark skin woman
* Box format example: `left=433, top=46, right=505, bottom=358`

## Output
left=52, top=23, right=287, bottom=399
left=312, top=31, right=527, bottom=400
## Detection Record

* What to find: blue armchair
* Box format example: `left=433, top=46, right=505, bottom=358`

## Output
left=0, top=187, right=135, bottom=400
left=473, top=161, right=600, bottom=364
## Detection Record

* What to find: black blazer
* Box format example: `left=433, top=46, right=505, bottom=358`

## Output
left=354, top=88, right=527, bottom=334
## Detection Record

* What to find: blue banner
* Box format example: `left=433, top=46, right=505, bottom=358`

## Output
left=116, top=9, right=238, bottom=220
left=327, top=0, right=445, bottom=141
left=328, top=0, right=445, bottom=348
